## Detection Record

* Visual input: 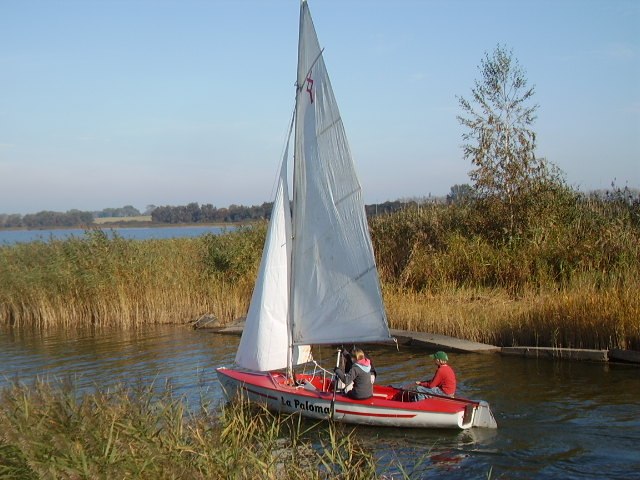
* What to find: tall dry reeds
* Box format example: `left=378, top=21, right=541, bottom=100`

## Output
left=371, top=188, right=640, bottom=350
left=1, top=187, right=638, bottom=350
left=0, top=226, right=265, bottom=329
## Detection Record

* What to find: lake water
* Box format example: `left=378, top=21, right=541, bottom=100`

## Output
left=0, top=225, right=233, bottom=245
left=1, top=325, right=638, bottom=479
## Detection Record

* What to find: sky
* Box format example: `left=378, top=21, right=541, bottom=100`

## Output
left=1, top=0, right=638, bottom=215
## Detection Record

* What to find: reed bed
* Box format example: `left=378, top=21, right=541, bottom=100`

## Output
left=382, top=278, right=639, bottom=350
left=1, top=189, right=638, bottom=350
left=371, top=190, right=640, bottom=350
left=0, top=379, right=414, bottom=479
left=0, top=227, right=264, bottom=329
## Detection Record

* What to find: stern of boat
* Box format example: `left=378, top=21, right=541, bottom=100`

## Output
left=470, top=401, right=498, bottom=429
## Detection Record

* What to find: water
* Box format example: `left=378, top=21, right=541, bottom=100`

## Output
left=0, top=225, right=233, bottom=245
left=1, top=326, right=639, bottom=479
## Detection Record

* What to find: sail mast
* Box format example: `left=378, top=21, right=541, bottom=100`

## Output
left=287, top=0, right=307, bottom=379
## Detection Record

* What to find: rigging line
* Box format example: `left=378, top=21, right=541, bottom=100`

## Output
left=312, top=360, right=333, bottom=376
left=270, top=105, right=297, bottom=202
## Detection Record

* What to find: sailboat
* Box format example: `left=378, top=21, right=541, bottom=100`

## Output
left=216, top=0, right=497, bottom=430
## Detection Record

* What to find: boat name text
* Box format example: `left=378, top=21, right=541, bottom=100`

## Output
left=281, top=396, right=330, bottom=415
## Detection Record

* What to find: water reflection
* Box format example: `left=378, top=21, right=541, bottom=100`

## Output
left=1, top=325, right=236, bottom=406
left=1, top=326, right=639, bottom=479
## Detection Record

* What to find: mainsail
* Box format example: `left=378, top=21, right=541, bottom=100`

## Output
left=291, top=2, right=391, bottom=346
left=235, top=0, right=391, bottom=372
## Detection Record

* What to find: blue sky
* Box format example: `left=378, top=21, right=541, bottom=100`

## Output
left=1, top=0, right=638, bottom=215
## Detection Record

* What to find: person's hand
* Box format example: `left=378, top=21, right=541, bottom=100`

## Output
left=415, top=381, right=420, bottom=385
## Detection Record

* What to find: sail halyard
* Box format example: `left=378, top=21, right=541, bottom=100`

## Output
left=286, top=107, right=297, bottom=379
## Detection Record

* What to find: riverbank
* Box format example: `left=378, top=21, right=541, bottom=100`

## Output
left=2, top=210, right=638, bottom=351
left=209, top=318, right=640, bottom=365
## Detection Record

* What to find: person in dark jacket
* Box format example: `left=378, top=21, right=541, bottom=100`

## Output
left=342, top=348, right=377, bottom=384
left=334, top=348, right=373, bottom=400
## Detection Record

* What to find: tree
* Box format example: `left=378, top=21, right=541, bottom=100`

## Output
left=144, top=205, right=157, bottom=215
left=120, top=205, right=141, bottom=217
left=446, top=184, right=474, bottom=204
left=457, top=44, right=562, bottom=239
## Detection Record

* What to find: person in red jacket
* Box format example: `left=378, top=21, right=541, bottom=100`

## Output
left=414, top=351, right=457, bottom=398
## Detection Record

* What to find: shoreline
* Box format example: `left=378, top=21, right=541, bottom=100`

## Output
left=206, top=319, right=640, bottom=365
left=0, top=221, right=239, bottom=232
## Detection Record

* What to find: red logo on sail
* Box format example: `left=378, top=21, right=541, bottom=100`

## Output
left=306, top=74, right=314, bottom=103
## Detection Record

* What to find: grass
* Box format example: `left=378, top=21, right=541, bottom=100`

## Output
left=0, top=228, right=261, bottom=329
left=0, top=379, right=422, bottom=479
left=382, top=279, right=639, bottom=350
left=1, top=188, right=638, bottom=350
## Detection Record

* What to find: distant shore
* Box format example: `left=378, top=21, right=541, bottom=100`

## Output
left=0, top=220, right=242, bottom=231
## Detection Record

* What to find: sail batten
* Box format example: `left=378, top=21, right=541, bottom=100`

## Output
left=317, top=117, right=342, bottom=138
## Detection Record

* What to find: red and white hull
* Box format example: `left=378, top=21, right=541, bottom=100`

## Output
left=216, top=367, right=497, bottom=429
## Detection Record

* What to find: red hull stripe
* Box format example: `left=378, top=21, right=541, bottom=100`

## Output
left=335, top=408, right=417, bottom=419
left=244, top=386, right=278, bottom=401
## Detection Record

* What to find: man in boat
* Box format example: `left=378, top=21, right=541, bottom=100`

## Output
left=334, top=348, right=373, bottom=400
left=414, top=351, right=457, bottom=399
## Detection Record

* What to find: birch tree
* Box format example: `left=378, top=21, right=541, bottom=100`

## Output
left=457, top=44, right=561, bottom=239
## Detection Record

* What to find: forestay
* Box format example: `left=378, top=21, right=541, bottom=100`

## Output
left=235, top=158, right=311, bottom=371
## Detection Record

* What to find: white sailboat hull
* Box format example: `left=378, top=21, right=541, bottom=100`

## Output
left=217, top=367, right=497, bottom=430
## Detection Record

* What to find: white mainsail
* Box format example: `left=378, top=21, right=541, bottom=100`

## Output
left=290, top=2, right=391, bottom=346
left=235, top=0, right=390, bottom=372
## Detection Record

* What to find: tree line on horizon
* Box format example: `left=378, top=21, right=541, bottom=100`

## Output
left=1, top=186, right=636, bottom=230
left=0, top=205, right=144, bottom=229
left=0, top=199, right=421, bottom=229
